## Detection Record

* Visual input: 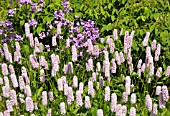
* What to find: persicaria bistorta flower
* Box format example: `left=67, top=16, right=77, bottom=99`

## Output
left=86, top=58, right=93, bottom=71
left=79, top=82, right=84, bottom=94
left=0, top=78, right=3, bottom=85
left=116, top=104, right=122, bottom=116
left=57, top=78, right=63, bottom=91
left=24, top=85, right=32, bottom=97
left=115, top=51, right=121, bottom=65
left=151, top=40, right=157, bottom=50
left=4, top=76, right=10, bottom=87
left=68, top=62, right=73, bottom=74
left=96, top=62, right=101, bottom=72
left=109, top=42, right=115, bottom=54
left=162, top=85, right=169, bottom=101
left=104, top=60, right=110, bottom=78
left=60, top=102, right=66, bottom=115
left=76, top=90, right=83, bottom=106
left=25, top=23, right=30, bottom=37
left=73, top=76, right=78, bottom=88
left=104, top=86, right=110, bottom=101
left=92, top=45, right=99, bottom=57
left=88, top=80, right=95, bottom=98
left=111, top=59, right=116, bottom=74
left=111, top=93, right=117, bottom=112
left=159, top=92, right=166, bottom=109
left=9, top=64, right=15, bottom=74
left=154, top=44, right=161, bottom=61
left=119, top=52, right=125, bottom=63
left=40, top=69, right=45, bottom=82
left=145, top=94, right=152, bottom=111
left=1, top=63, right=8, bottom=76
left=10, top=89, right=18, bottom=106
left=152, top=103, right=157, bottom=115
left=64, top=83, right=68, bottom=96
left=156, top=86, right=161, bottom=95
left=97, top=109, right=103, bottom=116
left=48, top=91, right=54, bottom=102
left=2, top=86, right=10, bottom=98
left=156, top=67, right=162, bottom=78
left=72, top=45, right=77, bottom=62
left=113, top=29, right=118, bottom=40
left=85, top=96, right=91, bottom=109
left=131, top=93, right=136, bottom=104
left=122, top=92, right=128, bottom=103
left=142, top=32, right=150, bottom=46
left=47, top=108, right=52, bottom=116
left=165, top=66, right=170, bottom=76
left=26, top=97, right=34, bottom=112
left=66, top=87, right=74, bottom=105
left=10, top=74, right=19, bottom=88
left=130, top=107, right=136, bottom=116
left=6, top=100, right=13, bottom=112
left=121, top=105, right=127, bottom=116
left=137, top=59, right=142, bottom=69
left=42, top=91, right=47, bottom=106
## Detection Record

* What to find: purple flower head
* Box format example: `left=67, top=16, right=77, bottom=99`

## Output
left=62, top=0, right=69, bottom=7
left=37, top=8, right=42, bottom=12
left=0, top=29, right=3, bottom=35
left=0, top=48, right=4, bottom=56
left=16, top=34, right=23, bottom=41
left=75, top=15, right=79, bottom=20
left=4, top=20, right=12, bottom=27
left=62, top=0, right=70, bottom=13
left=28, top=19, right=37, bottom=27
left=7, top=8, right=16, bottom=16
left=54, top=10, right=64, bottom=19
left=31, top=3, right=38, bottom=13
left=39, top=0, right=45, bottom=7
left=9, top=0, right=12, bottom=4
left=45, top=45, right=50, bottom=52
left=39, top=32, right=46, bottom=39
left=78, top=52, right=83, bottom=57
left=46, top=29, right=51, bottom=36
left=20, top=0, right=32, bottom=6
left=4, top=33, right=15, bottom=41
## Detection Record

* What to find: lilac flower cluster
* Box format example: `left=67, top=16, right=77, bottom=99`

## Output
left=62, top=0, right=72, bottom=13
left=68, top=18, right=100, bottom=50
left=7, top=8, right=16, bottom=17
left=28, top=19, right=38, bottom=27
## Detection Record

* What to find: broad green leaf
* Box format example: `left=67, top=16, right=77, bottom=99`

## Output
left=141, top=16, right=146, bottom=22
left=106, top=23, right=113, bottom=31
left=20, top=20, right=25, bottom=26
left=111, top=15, right=115, bottom=22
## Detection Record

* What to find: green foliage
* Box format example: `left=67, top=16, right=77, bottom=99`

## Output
left=71, top=0, right=170, bottom=65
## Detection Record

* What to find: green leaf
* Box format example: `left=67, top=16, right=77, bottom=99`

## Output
left=101, top=25, right=107, bottom=33
left=36, top=26, right=44, bottom=34
left=141, top=16, right=146, bottom=22
left=111, top=15, right=115, bottom=22
left=23, top=45, right=30, bottom=55
left=108, top=3, right=112, bottom=9
left=20, top=20, right=25, bottom=26
left=150, top=24, right=155, bottom=32
left=74, top=13, right=83, bottom=18
left=106, top=23, right=113, bottom=31
left=133, top=19, right=138, bottom=28
left=100, top=6, right=105, bottom=15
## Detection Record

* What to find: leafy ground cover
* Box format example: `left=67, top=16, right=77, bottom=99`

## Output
left=0, top=0, right=170, bottom=116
